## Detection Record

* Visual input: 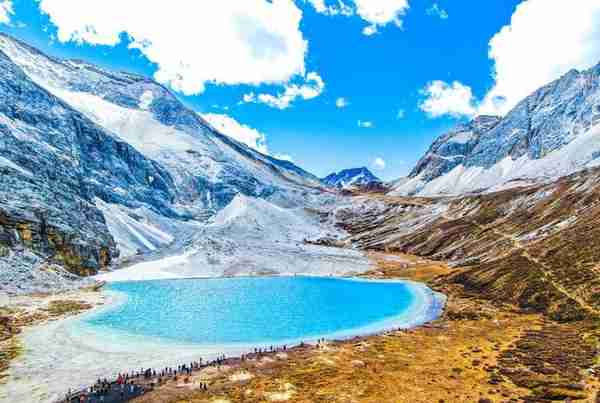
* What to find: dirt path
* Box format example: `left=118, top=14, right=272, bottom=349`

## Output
left=460, top=215, right=600, bottom=317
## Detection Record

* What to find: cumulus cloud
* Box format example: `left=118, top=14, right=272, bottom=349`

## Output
left=362, top=25, right=378, bottom=37
left=335, top=97, right=349, bottom=108
left=306, top=0, right=409, bottom=36
left=306, top=0, right=353, bottom=16
left=0, top=0, right=13, bottom=24
left=371, top=157, right=386, bottom=170
left=419, top=80, right=476, bottom=118
left=357, top=120, right=374, bottom=128
left=243, top=71, right=324, bottom=109
left=426, top=3, right=448, bottom=20
left=38, top=0, right=308, bottom=95
left=396, top=108, right=406, bottom=119
left=480, top=0, right=600, bottom=115
left=354, top=0, right=409, bottom=36
left=421, top=0, right=600, bottom=118
left=202, top=113, right=269, bottom=155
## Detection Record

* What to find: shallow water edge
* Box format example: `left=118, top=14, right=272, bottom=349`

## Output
left=0, top=276, right=446, bottom=403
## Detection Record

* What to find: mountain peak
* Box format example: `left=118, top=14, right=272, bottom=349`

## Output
left=322, top=167, right=381, bottom=189
left=394, top=58, right=600, bottom=196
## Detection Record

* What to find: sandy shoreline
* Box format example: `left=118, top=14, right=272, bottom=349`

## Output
left=0, top=275, right=445, bottom=403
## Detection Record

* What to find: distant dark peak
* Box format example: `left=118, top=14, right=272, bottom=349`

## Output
left=322, top=167, right=382, bottom=189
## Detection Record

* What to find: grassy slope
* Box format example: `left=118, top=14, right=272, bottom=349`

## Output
left=131, top=169, right=600, bottom=402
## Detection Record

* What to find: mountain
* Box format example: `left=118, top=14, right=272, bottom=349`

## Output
left=392, top=63, right=600, bottom=196
left=332, top=165, right=600, bottom=322
left=322, top=167, right=382, bottom=189
left=0, top=34, right=360, bottom=293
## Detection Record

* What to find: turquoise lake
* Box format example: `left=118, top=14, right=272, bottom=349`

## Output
left=84, top=276, right=444, bottom=346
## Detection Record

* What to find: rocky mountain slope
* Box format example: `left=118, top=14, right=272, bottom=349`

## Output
left=392, top=63, right=600, bottom=196
left=322, top=167, right=382, bottom=189
left=0, top=34, right=362, bottom=292
left=332, top=166, right=600, bottom=322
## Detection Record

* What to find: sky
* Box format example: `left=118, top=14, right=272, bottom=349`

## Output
left=1, top=1, right=600, bottom=180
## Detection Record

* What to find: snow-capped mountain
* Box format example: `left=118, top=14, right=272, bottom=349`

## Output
left=0, top=33, right=359, bottom=291
left=392, top=62, right=600, bottom=196
left=323, top=167, right=382, bottom=189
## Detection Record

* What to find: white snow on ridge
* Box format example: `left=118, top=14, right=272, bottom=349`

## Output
left=0, top=34, right=320, bottom=195
left=97, top=195, right=371, bottom=282
left=0, top=155, right=32, bottom=176
left=95, top=200, right=176, bottom=259
left=392, top=123, right=600, bottom=196
left=138, top=90, right=154, bottom=110
left=449, top=131, right=474, bottom=144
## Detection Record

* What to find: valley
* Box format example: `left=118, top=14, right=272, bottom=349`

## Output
left=1, top=15, right=600, bottom=403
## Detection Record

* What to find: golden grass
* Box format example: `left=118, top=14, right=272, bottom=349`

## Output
left=133, top=254, right=600, bottom=403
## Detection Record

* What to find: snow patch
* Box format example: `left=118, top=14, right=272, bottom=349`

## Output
left=138, top=90, right=154, bottom=110
left=97, top=195, right=371, bottom=282
left=449, top=131, right=474, bottom=144
left=392, top=123, right=600, bottom=196
left=0, top=155, right=31, bottom=176
left=95, top=200, right=174, bottom=258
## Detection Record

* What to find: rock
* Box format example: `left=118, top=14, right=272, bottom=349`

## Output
left=392, top=63, right=600, bottom=196
left=0, top=33, right=328, bottom=293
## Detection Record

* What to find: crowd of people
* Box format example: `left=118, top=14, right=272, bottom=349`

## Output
left=61, top=341, right=310, bottom=403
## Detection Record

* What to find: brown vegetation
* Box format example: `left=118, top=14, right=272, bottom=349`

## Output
left=129, top=254, right=598, bottom=402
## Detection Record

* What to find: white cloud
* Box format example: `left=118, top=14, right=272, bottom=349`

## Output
left=202, top=113, right=269, bottom=155
left=243, top=71, right=324, bottom=109
left=0, top=0, right=13, bottom=24
left=480, top=0, right=600, bottom=115
left=371, top=157, right=386, bottom=170
left=306, top=0, right=409, bottom=36
left=335, top=97, right=349, bottom=108
left=242, top=93, right=256, bottom=103
left=38, top=0, right=308, bottom=95
left=306, top=0, right=353, bottom=16
left=357, top=120, right=374, bottom=128
left=353, top=0, right=409, bottom=36
left=396, top=108, right=406, bottom=119
left=422, top=0, right=600, bottom=119
left=426, top=3, right=448, bottom=20
left=362, top=25, right=378, bottom=36
left=419, top=80, right=476, bottom=118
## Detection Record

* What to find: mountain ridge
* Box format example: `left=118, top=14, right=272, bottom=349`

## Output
left=322, top=167, right=382, bottom=189
left=392, top=62, right=600, bottom=196
left=0, top=33, right=351, bottom=292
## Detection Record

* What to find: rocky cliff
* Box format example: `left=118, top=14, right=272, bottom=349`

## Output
left=0, top=34, right=331, bottom=291
left=393, top=63, right=600, bottom=196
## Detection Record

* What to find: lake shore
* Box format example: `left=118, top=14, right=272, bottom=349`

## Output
left=2, top=252, right=598, bottom=402
left=128, top=253, right=600, bottom=403
left=0, top=262, right=445, bottom=403
left=0, top=287, right=107, bottom=401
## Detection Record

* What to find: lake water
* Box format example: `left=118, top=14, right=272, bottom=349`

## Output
left=84, top=276, right=445, bottom=346
left=1, top=276, right=445, bottom=403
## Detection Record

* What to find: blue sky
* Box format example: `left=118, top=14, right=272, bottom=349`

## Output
left=2, top=0, right=599, bottom=180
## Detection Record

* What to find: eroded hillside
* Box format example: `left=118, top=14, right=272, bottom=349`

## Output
left=331, top=167, right=600, bottom=322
